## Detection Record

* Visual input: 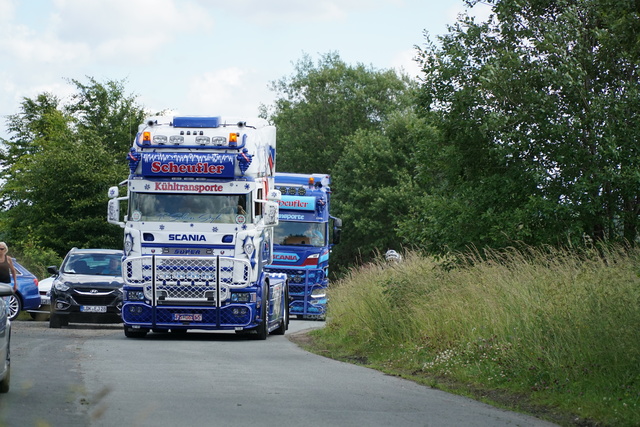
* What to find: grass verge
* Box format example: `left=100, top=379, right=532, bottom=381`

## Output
left=296, top=246, right=640, bottom=427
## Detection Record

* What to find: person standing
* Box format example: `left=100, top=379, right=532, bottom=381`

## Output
left=0, top=243, right=18, bottom=292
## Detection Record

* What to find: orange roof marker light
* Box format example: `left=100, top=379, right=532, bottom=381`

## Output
left=229, top=133, right=239, bottom=148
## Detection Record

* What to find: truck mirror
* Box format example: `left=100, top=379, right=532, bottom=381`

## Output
left=107, top=198, right=125, bottom=228
left=267, top=189, right=282, bottom=201
left=263, top=200, right=279, bottom=226
left=333, top=217, right=342, bottom=244
left=108, top=186, right=119, bottom=199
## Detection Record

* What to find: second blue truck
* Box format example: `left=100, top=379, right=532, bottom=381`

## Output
left=266, top=173, right=342, bottom=319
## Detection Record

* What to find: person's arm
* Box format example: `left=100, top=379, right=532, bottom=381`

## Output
left=8, top=258, right=17, bottom=291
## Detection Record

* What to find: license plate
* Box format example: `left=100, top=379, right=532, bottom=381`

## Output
left=174, top=313, right=202, bottom=322
left=81, top=306, right=107, bottom=313
left=41, top=297, right=50, bottom=305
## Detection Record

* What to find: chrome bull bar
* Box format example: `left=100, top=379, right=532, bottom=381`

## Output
left=123, top=255, right=251, bottom=306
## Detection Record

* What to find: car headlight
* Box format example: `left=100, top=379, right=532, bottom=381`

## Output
left=54, top=281, right=70, bottom=292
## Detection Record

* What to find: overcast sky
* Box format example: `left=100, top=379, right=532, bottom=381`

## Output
left=0, top=0, right=491, bottom=137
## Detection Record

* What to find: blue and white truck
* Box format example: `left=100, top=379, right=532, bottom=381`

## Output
left=265, top=173, right=341, bottom=319
left=107, top=116, right=288, bottom=339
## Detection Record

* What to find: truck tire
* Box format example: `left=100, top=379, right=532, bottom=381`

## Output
left=49, top=313, right=67, bottom=328
left=273, top=286, right=289, bottom=335
left=253, top=286, right=269, bottom=340
left=124, top=326, right=148, bottom=338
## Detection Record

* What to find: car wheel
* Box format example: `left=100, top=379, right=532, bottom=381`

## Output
left=0, top=339, right=10, bottom=393
left=30, top=312, right=49, bottom=321
left=7, top=295, right=21, bottom=321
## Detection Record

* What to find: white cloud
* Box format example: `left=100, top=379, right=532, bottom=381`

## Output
left=183, top=68, right=272, bottom=118
left=0, top=25, right=90, bottom=64
left=194, top=0, right=400, bottom=27
left=49, top=0, right=212, bottom=62
left=0, top=0, right=16, bottom=24
left=390, top=48, right=422, bottom=80
left=445, top=1, right=494, bottom=26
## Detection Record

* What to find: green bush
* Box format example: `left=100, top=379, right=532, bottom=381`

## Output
left=14, top=244, right=62, bottom=280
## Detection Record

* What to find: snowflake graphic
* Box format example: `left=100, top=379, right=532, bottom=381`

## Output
left=144, top=184, right=151, bottom=190
left=159, top=224, right=165, bottom=230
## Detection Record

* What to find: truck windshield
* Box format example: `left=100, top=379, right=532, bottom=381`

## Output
left=128, top=192, right=251, bottom=224
left=274, top=222, right=326, bottom=247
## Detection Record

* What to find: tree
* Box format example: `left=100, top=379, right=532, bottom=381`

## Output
left=331, top=111, right=437, bottom=270
left=264, top=52, right=422, bottom=271
left=0, top=77, right=145, bottom=256
left=265, top=52, right=418, bottom=175
left=65, top=77, right=144, bottom=156
left=408, top=0, right=640, bottom=253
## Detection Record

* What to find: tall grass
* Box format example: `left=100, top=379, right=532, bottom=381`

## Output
left=315, top=246, right=640, bottom=426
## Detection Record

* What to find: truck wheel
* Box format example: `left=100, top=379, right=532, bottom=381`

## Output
left=124, top=326, right=147, bottom=338
left=49, top=313, right=67, bottom=328
left=253, top=287, right=268, bottom=340
left=273, top=286, right=289, bottom=335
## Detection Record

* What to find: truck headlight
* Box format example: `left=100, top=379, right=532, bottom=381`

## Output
left=127, top=291, right=145, bottom=301
left=231, top=292, right=252, bottom=303
left=311, top=288, right=326, bottom=298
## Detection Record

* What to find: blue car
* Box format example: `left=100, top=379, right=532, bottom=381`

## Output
left=7, top=259, right=40, bottom=321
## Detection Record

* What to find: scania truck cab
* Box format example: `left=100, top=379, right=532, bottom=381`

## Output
left=108, top=116, right=288, bottom=339
left=266, top=173, right=341, bottom=319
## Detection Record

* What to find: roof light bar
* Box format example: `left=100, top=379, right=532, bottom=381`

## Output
left=173, top=116, right=221, bottom=128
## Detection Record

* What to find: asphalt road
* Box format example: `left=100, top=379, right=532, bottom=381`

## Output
left=0, top=319, right=558, bottom=427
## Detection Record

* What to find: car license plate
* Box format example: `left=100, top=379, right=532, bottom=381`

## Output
left=41, top=297, right=50, bottom=305
left=174, top=313, right=202, bottom=322
left=81, top=306, right=107, bottom=313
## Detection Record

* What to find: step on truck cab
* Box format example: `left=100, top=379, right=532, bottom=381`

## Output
left=265, top=173, right=342, bottom=319
left=107, top=116, right=288, bottom=339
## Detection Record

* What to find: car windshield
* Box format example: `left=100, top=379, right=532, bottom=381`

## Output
left=62, top=253, right=122, bottom=276
left=273, top=221, right=326, bottom=247
left=128, top=192, right=251, bottom=224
